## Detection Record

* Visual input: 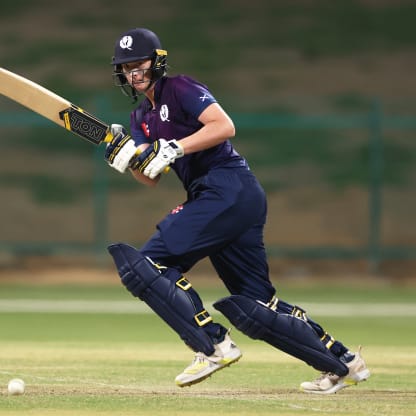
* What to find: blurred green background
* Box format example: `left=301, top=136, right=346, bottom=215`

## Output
left=0, top=0, right=415, bottom=280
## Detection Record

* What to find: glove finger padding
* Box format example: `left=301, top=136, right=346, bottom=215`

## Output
left=105, top=132, right=139, bottom=173
left=130, top=141, right=159, bottom=173
left=130, top=139, right=184, bottom=179
left=105, top=134, right=131, bottom=164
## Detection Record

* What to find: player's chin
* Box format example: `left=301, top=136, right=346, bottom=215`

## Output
left=133, top=81, right=151, bottom=93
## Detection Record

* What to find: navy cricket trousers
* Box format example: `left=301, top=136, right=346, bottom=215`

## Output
left=140, top=166, right=276, bottom=303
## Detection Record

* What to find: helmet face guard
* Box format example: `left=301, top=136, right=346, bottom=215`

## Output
left=111, top=28, right=168, bottom=100
left=112, top=70, right=138, bottom=100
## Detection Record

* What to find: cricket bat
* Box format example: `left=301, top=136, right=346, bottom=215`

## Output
left=0, top=67, right=170, bottom=173
left=0, top=67, right=113, bottom=144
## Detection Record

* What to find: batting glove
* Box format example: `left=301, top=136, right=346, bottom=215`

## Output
left=130, top=139, right=184, bottom=179
left=105, top=124, right=139, bottom=173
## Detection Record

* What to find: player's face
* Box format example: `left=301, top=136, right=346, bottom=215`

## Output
left=122, top=60, right=152, bottom=93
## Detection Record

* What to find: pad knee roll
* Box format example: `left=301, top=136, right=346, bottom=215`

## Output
left=108, top=242, right=215, bottom=356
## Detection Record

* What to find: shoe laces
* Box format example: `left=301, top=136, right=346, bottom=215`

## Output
left=314, top=372, right=339, bottom=383
left=315, top=372, right=328, bottom=382
left=189, top=352, right=222, bottom=368
left=193, top=352, right=208, bottom=364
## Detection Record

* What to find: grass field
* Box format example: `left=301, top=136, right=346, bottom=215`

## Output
left=0, top=279, right=415, bottom=415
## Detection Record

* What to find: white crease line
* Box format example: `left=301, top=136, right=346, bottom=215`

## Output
left=0, top=369, right=137, bottom=389
left=0, top=299, right=415, bottom=316
left=0, top=299, right=144, bottom=314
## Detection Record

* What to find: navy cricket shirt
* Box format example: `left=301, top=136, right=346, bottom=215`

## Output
left=129, top=75, right=247, bottom=190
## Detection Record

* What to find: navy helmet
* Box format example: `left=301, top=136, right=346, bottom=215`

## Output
left=112, top=28, right=168, bottom=100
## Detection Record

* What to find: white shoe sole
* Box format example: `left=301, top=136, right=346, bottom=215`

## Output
left=301, top=368, right=371, bottom=395
left=175, top=353, right=242, bottom=387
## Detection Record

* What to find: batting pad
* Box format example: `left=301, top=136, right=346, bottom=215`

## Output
left=108, top=242, right=215, bottom=356
left=214, top=295, right=348, bottom=376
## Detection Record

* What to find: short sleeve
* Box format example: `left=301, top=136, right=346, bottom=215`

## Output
left=173, top=76, right=217, bottom=119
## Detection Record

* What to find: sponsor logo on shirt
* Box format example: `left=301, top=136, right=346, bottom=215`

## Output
left=141, top=122, right=150, bottom=137
left=171, top=204, right=184, bottom=215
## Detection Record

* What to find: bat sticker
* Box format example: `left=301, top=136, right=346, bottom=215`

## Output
left=59, top=106, right=111, bottom=144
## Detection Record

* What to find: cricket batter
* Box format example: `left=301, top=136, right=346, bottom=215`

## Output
left=104, top=27, right=370, bottom=394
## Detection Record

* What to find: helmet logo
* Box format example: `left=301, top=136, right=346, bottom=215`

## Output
left=120, top=36, right=133, bottom=50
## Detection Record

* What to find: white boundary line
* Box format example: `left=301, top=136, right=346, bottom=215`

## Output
left=0, top=299, right=415, bottom=316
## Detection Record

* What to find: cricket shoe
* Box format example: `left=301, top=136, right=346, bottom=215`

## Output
left=300, top=347, right=370, bottom=394
left=175, top=331, right=242, bottom=387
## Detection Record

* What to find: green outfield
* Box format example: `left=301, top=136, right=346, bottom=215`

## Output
left=0, top=280, right=415, bottom=416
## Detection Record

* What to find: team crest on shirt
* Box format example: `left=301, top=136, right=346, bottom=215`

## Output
left=160, top=104, right=170, bottom=122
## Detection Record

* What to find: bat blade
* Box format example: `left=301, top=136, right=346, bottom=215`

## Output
left=0, top=67, right=170, bottom=173
left=0, top=67, right=111, bottom=144
left=0, top=67, right=71, bottom=126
